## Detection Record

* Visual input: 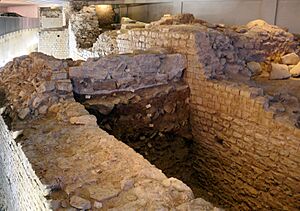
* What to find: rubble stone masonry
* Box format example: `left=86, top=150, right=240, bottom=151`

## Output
left=116, top=25, right=300, bottom=210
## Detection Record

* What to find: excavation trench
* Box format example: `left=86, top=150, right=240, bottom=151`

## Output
left=75, top=82, right=210, bottom=201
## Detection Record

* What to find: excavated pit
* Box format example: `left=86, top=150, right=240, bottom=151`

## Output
left=74, top=82, right=212, bottom=203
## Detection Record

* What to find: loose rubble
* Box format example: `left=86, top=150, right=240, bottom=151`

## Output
left=70, top=5, right=101, bottom=48
left=0, top=53, right=80, bottom=120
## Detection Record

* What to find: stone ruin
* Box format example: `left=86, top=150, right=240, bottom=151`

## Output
left=0, top=12, right=300, bottom=211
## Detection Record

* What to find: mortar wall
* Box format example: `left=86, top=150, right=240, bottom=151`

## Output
left=116, top=26, right=300, bottom=210
left=38, top=28, right=69, bottom=59
left=0, top=116, right=50, bottom=211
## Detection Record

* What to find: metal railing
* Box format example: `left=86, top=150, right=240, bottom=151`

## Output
left=0, top=17, right=39, bottom=36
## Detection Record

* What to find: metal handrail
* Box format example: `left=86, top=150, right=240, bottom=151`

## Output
left=0, top=17, right=39, bottom=36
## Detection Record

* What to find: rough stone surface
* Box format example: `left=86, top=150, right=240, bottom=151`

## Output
left=290, top=62, right=300, bottom=77
left=281, top=52, right=300, bottom=65
left=70, top=6, right=101, bottom=48
left=269, top=63, right=291, bottom=79
left=112, top=18, right=300, bottom=210
left=70, top=195, right=91, bottom=210
left=0, top=53, right=77, bottom=120
left=92, top=30, right=119, bottom=56
left=116, top=19, right=296, bottom=80
left=70, top=52, right=186, bottom=95
left=0, top=116, right=50, bottom=211
left=246, top=61, right=262, bottom=76
left=69, top=114, right=97, bottom=126
left=0, top=49, right=218, bottom=211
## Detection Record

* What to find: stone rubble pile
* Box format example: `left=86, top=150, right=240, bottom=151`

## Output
left=150, top=13, right=199, bottom=26
left=70, top=52, right=186, bottom=95
left=249, top=52, right=300, bottom=80
left=70, top=5, right=101, bottom=48
left=121, top=17, right=147, bottom=30
left=92, top=15, right=295, bottom=80
left=195, top=19, right=296, bottom=79
left=0, top=53, right=79, bottom=120
left=92, top=30, right=120, bottom=56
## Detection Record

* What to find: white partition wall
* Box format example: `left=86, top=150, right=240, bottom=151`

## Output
left=122, top=0, right=300, bottom=33
left=277, top=0, right=300, bottom=33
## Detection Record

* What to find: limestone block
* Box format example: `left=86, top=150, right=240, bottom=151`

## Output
left=51, top=71, right=68, bottom=80
left=247, top=62, right=262, bottom=76
left=70, top=196, right=91, bottom=210
left=281, top=53, right=300, bottom=65
left=18, top=108, right=30, bottom=120
left=269, top=63, right=291, bottom=80
left=69, top=115, right=97, bottom=126
left=37, top=81, right=55, bottom=93
left=56, top=80, right=73, bottom=92
left=289, top=62, right=300, bottom=77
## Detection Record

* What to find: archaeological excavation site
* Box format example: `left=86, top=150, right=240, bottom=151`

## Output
left=0, top=0, right=299, bottom=210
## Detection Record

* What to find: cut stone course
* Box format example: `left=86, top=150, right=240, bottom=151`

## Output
left=1, top=13, right=300, bottom=211
left=70, top=52, right=186, bottom=95
left=281, top=52, right=300, bottom=65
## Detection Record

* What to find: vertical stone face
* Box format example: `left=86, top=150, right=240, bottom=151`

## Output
left=39, top=29, right=69, bottom=59
left=113, top=24, right=300, bottom=210
left=70, top=6, right=101, bottom=49
left=38, top=7, right=69, bottom=59
left=0, top=116, right=50, bottom=210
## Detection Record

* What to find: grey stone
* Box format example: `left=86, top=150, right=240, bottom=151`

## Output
left=37, top=81, right=55, bottom=93
left=51, top=71, right=68, bottom=80
left=270, top=63, right=291, bottom=80
left=56, top=80, right=73, bottom=92
left=18, top=108, right=30, bottom=119
left=87, top=186, right=120, bottom=202
left=70, top=195, right=91, bottom=210
left=93, top=80, right=117, bottom=91
left=247, top=61, right=262, bottom=76
left=121, top=178, right=134, bottom=191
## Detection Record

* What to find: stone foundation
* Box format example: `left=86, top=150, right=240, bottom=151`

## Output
left=112, top=22, right=300, bottom=210
left=0, top=53, right=220, bottom=210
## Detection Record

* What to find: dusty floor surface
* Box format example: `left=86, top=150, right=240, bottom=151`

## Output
left=8, top=101, right=219, bottom=210
left=80, top=83, right=209, bottom=200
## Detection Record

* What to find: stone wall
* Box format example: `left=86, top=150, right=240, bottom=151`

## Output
left=40, top=7, right=65, bottom=29
left=117, top=20, right=296, bottom=80
left=70, top=6, right=101, bottom=49
left=0, top=53, right=75, bottom=121
left=38, top=7, right=69, bottom=59
left=69, top=52, right=186, bottom=95
left=0, top=53, right=220, bottom=211
left=0, top=116, right=50, bottom=210
left=39, top=29, right=69, bottom=59
left=114, top=24, right=300, bottom=210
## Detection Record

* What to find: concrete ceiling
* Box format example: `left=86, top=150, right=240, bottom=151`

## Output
left=0, top=0, right=172, bottom=7
left=0, top=0, right=67, bottom=6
